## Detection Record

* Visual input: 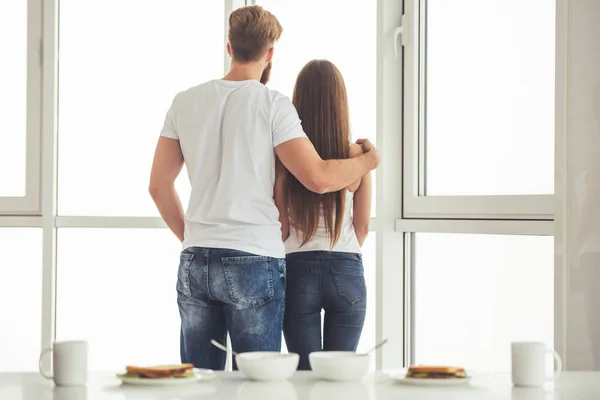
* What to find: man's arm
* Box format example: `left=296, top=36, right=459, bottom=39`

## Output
left=274, top=157, right=290, bottom=241
left=149, top=137, right=185, bottom=242
left=275, top=138, right=379, bottom=194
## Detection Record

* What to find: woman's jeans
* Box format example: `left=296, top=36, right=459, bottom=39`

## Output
left=283, top=251, right=366, bottom=370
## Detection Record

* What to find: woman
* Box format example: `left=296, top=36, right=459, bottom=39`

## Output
left=275, top=60, right=372, bottom=370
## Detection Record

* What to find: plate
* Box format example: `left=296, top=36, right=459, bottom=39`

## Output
left=116, top=368, right=216, bottom=386
left=391, top=375, right=472, bottom=387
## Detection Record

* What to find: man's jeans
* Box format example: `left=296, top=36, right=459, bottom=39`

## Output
left=177, top=247, right=286, bottom=370
left=283, top=251, right=366, bottom=370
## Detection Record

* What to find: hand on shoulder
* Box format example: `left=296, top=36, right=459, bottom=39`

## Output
left=349, top=143, right=364, bottom=158
left=355, top=139, right=380, bottom=170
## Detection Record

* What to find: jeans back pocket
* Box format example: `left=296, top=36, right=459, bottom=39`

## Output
left=331, top=266, right=366, bottom=306
left=222, top=256, right=274, bottom=309
left=176, top=252, right=195, bottom=301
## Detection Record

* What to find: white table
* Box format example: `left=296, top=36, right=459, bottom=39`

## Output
left=1, top=371, right=600, bottom=399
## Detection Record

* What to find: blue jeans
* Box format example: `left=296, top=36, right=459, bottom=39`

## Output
left=176, top=247, right=286, bottom=370
left=283, top=251, right=366, bottom=370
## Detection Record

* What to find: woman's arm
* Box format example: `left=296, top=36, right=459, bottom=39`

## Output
left=353, top=171, right=372, bottom=247
left=274, top=157, right=290, bottom=241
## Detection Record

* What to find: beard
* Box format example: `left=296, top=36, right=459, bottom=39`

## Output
left=260, top=61, right=272, bottom=85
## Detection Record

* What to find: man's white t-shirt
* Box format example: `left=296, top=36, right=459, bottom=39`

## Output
left=160, top=79, right=306, bottom=258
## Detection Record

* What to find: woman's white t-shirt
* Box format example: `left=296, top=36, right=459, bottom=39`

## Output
left=285, top=191, right=361, bottom=254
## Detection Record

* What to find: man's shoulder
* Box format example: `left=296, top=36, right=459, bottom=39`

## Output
left=167, top=81, right=215, bottom=106
left=237, top=84, right=294, bottom=112
left=177, top=81, right=215, bottom=97
left=265, top=87, right=290, bottom=102
left=237, top=83, right=289, bottom=102
left=262, top=88, right=296, bottom=115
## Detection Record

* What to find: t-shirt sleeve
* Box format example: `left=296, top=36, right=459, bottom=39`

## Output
left=160, top=94, right=180, bottom=140
left=271, top=94, right=307, bottom=147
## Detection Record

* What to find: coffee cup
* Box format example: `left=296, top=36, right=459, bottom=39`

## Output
left=38, top=341, right=88, bottom=386
left=511, top=342, right=562, bottom=387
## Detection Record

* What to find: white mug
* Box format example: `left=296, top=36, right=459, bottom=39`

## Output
left=52, top=386, right=88, bottom=400
left=39, top=341, right=88, bottom=386
left=511, top=342, right=562, bottom=387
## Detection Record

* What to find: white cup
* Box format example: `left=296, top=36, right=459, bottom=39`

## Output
left=39, top=341, right=88, bottom=386
left=52, top=386, right=88, bottom=400
left=511, top=342, right=562, bottom=387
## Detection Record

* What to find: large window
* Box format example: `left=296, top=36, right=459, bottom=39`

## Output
left=0, top=229, right=42, bottom=371
left=400, top=0, right=557, bottom=368
left=359, top=235, right=377, bottom=355
left=0, top=0, right=558, bottom=374
left=413, top=233, right=554, bottom=371
left=51, top=0, right=382, bottom=371
left=403, top=0, right=555, bottom=218
left=0, top=0, right=41, bottom=213
left=57, top=0, right=224, bottom=216
left=0, top=1, right=27, bottom=197
left=56, top=229, right=182, bottom=370
left=425, top=0, right=554, bottom=196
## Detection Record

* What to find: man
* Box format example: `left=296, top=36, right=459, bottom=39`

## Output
left=149, top=5, right=379, bottom=370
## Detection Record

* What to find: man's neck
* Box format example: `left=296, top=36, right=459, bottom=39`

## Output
left=223, top=61, right=263, bottom=82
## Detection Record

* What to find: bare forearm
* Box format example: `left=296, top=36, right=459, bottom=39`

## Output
left=355, top=229, right=368, bottom=247
left=352, top=171, right=372, bottom=248
left=319, top=154, right=373, bottom=193
left=150, top=185, right=185, bottom=242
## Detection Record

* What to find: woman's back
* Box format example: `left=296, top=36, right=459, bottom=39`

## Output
left=285, top=190, right=361, bottom=254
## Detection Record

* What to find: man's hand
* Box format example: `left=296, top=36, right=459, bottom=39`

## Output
left=355, top=138, right=380, bottom=170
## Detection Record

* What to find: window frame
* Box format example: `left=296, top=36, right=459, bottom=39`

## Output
left=0, top=0, right=43, bottom=215
left=397, top=0, right=561, bottom=366
left=401, top=0, right=554, bottom=220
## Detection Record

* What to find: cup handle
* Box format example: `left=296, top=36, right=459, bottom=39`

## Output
left=546, top=349, right=563, bottom=382
left=38, top=348, right=53, bottom=379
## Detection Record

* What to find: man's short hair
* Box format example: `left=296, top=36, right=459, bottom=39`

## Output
left=228, top=5, right=283, bottom=62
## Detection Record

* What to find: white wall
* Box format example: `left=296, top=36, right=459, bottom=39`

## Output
left=556, top=0, right=600, bottom=370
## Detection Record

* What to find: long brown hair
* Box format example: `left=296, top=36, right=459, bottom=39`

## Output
left=288, top=60, right=351, bottom=247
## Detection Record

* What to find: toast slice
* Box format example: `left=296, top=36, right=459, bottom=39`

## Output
left=406, top=365, right=467, bottom=379
left=125, top=364, right=194, bottom=379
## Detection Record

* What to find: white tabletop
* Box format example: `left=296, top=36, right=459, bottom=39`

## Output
left=2, top=371, right=600, bottom=400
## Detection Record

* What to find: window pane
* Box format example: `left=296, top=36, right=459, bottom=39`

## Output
left=58, top=1, right=223, bottom=216
left=0, top=229, right=42, bottom=371
left=414, top=233, right=554, bottom=371
left=258, top=0, right=376, bottom=145
left=257, top=0, right=377, bottom=216
left=425, top=0, right=555, bottom=195
left=56, top=229, right=182, bottom=370
left=359, top=233, right=376, bottom=368
left=0, top=1, right=27, bottom=196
